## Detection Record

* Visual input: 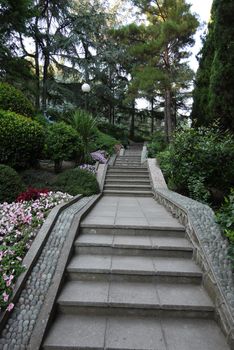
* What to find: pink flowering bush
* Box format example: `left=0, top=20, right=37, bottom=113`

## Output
left=0, top=191, right=72, bottom=313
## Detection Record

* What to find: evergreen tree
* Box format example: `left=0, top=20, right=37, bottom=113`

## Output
left=115, top=0, right=198, bottom=141
left=192, top=0, right=234, bottom=131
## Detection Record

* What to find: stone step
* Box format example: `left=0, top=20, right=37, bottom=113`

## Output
left=108, top=167, right=148, bottom=172
left=106, top=174, right=149, bottom=180
left=57, top=280, right=214, bottom=318
left=114, top=163, right=142, bottom=166
left=105, top=179, right=151, bottom=185
left=75, top=234, right=193, bottom=258
left=80, top=225, right=186, bottom=238
left=104, top=184, right=152, bottom=191
left=43, top=313, right=229, bottom=350
left=103, top=190, right=153, bottom=197
left=67, top=254, right=202, bottom=284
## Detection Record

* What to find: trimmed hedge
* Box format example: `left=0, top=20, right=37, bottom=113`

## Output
left=0, top=165, right=26, bottom=203
left=53, top=168, right=100, bottom=196
left=0, top=82, right=35, bottom=117
left=0, top=109, right=45, bottom=169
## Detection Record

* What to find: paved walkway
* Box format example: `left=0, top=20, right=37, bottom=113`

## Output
left=81, top=196, right=183, bottom=228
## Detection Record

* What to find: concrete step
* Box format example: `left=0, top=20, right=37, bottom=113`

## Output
left=43, top=313, right=229, bottom=350
left=67, top=254, right=202, bottom=284
left=104, top=184, right=152, bottom=191
left=114, top=163, right=142, bottom=166
left=108, top=167, right=148, bottom=172
left=75, top=234, right=193, bottom=258
left=57, top=280, right=214, bottom=318
left=105, top=179, right=151, bottom=185
left=103, top=190, right=153, bottom=197
left=80, top=226, right=186, bottom=238
left=106, top=174, right=149, bottom=180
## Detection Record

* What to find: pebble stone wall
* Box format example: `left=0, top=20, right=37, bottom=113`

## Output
left=0, top=196, right=93, bottom=350
left=155, top=189, right=234, bottom=317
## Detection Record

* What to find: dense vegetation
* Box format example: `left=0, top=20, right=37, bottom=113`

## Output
left=192, top=0, right=234, bottom=131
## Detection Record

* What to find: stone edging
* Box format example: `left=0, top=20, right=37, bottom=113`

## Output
left=0, top=194, right=101, bottom=349
left=0, top=194, right=82, bottom=334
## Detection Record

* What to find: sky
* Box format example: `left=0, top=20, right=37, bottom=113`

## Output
left=189, top=0, right=213, bottom=71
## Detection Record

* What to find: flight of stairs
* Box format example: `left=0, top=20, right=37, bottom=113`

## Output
left=104, top=144, right=153, bottom=197
left=42, top=144, right=229, bottom=350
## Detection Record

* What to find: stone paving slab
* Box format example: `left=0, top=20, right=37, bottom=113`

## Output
left=44, top=313, right=229, bottom=350
left=68, top=254, right=202, bottom=277
left=43, top=314, right=106, bottom=349
left=161, top=318, right=230, bottom=350
left=57, top=280, right=213, bottom=311
left=81, top=196, right=184, bottom=229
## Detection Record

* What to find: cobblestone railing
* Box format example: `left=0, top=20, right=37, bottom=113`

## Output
left=146, top=156, right=234, bottom=347
left=154, top=188, right=234, bottom=346
left=0, top=196, right=95, bottom=350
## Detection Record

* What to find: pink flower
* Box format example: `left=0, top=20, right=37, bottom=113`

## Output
left=6, top=303, right=14, bottom=312
left=3, top=292, right=9, bottom=302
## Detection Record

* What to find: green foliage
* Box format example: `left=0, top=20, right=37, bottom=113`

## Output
left=94, top=131, right=119, bottom=155
left=0, top=82, right=35, bottom=117
left=147, top=131, right=167, bottom=157
left=216, top=188, right=234, bottom=265
left=192, top=0, right=234, bottom=131
left=53, top=168, right=99, bottom=196
left=97, top=121, right=128, bottom=147
left=67, top=109, right=97, bottom=161
left=0, top=109, right=45, bottom=169
left=216, top=189, right=234, bottom=243
left=157, top=128, right=234, bottom=204
left=0, top=165, right=26, bottom=203
left=44, top=122, right=80, bottom=172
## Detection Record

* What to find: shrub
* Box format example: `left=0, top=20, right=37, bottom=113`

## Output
left=67, top=109, right=97, bottom=162
left=0, top=109, right=45, bottom=169
left=94, top=131, right=119, bottom=155
left=157, top=127, right=234, bottom=204
left=97, top=121, right=128, bottom=147
left=44, top=122, right=81, bottom=173
left=17, top=188, right=49, bottom=202
left=147, top=131, right=167, bottom=157
left=0, top=82, right=35, bottom=117
left=53, top=168, right=100, bottom=196
left=216, top=189, right=234, bottom=243
left=0, top=165, right=26, bottom=203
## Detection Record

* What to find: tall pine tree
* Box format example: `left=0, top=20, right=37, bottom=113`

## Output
left=192, top=0, right=234, bottom=131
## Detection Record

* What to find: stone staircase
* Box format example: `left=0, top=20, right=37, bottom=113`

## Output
left=42, top=144, right=229, bottom=350
left=104, top=144, right=153, bottom=197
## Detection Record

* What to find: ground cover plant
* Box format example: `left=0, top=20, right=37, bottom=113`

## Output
left=0, top=190, right=72, bottom=313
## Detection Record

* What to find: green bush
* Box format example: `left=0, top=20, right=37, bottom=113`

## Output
left=0, top=165, right=26, bottom=203
left=216, top=189, right=234, bottom=266
left=147, top=131, right=167, bottom=157
left=44, top=122, right=81, bottom=172
left=94, top=131, right=119, bottom=155
left=97, top=121, right=128, bottom=147
left=157, top=127, right=234, bottom=204
left=53, top=168, right=100, bottom=196
left=67, top=109, right=97, bottom=162
left=0, top=82, right=35, bottom=117
left=216, top=189, right=234, bottom=243
left=0, top=109, right=45, bottom=169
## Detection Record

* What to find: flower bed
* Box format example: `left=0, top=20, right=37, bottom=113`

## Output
left=0, top=191, right=72, bottom=313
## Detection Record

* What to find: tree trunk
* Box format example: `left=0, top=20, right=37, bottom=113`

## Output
left=130, top=102, right=135, bottom=139
left=151, top=98, right=154, bottom=134
left=165, top=88, right=173, bottom=142
left=35, top=40, right=40, bottom=111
